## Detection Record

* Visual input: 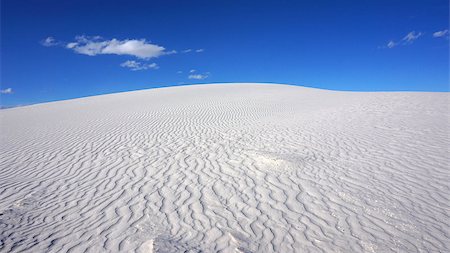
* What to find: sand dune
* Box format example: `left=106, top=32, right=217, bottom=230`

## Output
left=0, top=83, right=449, bottom=252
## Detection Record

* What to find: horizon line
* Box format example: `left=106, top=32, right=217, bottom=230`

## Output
left=1, top=82, right=449, bottom=110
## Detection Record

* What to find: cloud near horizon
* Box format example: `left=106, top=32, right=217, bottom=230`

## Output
left=188, top=72, right=209, bottom=80
left=0, top=88, right=13, bottom=94
left=120, top=60, right=159, bottom=71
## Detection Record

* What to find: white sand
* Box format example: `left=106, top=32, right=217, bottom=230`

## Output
left=0, top=83, right=449, bottom=252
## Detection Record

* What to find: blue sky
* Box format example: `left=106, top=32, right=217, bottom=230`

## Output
left=1, top=0, right=449, bottom=107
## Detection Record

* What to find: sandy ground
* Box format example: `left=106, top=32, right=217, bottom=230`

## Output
left=0, top=83, right=449, bottom=252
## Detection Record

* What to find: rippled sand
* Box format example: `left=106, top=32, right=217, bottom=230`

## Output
left=0, top=83, right=449, bottom=252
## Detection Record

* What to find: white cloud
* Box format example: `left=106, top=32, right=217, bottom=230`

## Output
left=182, top=48, right=204, bottom=53
left=384, top=31, right=423, bottom=49
left=189, top=69, right=196, bottom=73
left=66, top=42, right=78, bottom=48
left=41, top=37, right=58, bottom=47
left=188, top=73, right=209, bottom=80
left=402, top=31, right=422, bottom=43
left=164, top=50, right=177, bottom=55
left=0, top=88, right=13, bottom=94
left=67, top=36, right=166, bottom=59
left=177, top=71, right=183, bottom=74
left=120, top=60, right=159, bottom=71
left=433, top=29, right=449, bottom=38
left=387, top=41, right=397, bottom=48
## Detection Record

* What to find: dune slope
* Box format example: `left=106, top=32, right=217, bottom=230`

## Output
left=0, top=83, right=449, bottom=252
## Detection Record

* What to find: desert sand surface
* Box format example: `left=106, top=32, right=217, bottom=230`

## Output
left=0, top=83, right=449, bottom=252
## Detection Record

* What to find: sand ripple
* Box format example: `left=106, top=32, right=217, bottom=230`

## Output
left=0, top=84, right=449, bottom=252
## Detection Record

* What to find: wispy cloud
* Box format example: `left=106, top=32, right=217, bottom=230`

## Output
left=41, top=37, right=58, bottom=47
left=384, top=31, right=422, bottom=49
left=164, top=50, right=177, bottom=55
left=387, top=41, right=397, bottom=48
left=0, top=88, right=13, bottom=94
left=402, top=31, right=422, bottom=44
left=65, top=36, right=167, bottom=59
left=189, top=69, right=196, bottom=73
left=188, top=72, right=209, bottom=80
left=188, top=74, right=208, bottom=80
left=433, top=29, right=449, bottom=38
left=182, top=48, right=204, bottom=53
left=120, top=60, right=159, bottom=71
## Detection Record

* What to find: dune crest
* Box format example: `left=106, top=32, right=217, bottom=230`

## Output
left=0, top=83, right=449, bottom=252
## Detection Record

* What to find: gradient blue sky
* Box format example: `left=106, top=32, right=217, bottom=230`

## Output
left=1, top=0, right=449, bottom=107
